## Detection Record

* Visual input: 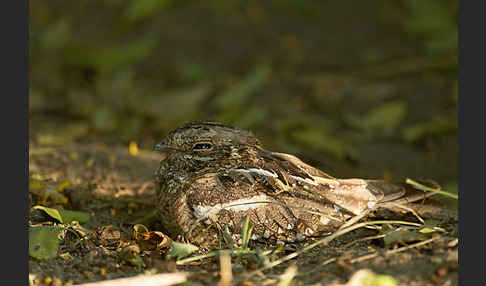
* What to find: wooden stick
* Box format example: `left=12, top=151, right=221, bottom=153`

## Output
left=74, top=273, right=187, bottom=286
left=217, top=253, right=233, bottom=286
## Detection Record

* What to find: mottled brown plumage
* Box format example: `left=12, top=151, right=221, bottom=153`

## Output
left=154, top=122, right=437, bottom=248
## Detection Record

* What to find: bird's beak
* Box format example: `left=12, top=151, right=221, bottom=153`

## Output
left=153, top=141, right=166, bottom=151
left=154, top=140, right=183, bottom=153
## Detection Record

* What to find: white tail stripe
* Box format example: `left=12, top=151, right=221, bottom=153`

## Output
left=193, top=194, right=269, bottom=219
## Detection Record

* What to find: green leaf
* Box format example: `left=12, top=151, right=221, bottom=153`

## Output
left=402, top=0, right=457, bottom=55
left=402, top=120, right=457, bottom=143
left=66, top=36, right=158, bottom=71
left=349, top=101, right=407, bottom=136
left=57, top=209, right=91, bottom=224
left=168, top=242, right=199, bottom=260
left=291, top=128, right=351, bottom=160
left=29, top=226, right=62, bottom=260
left=33, top=206, right=63, bottom=223
left=32, top=206, right=91, bottom=224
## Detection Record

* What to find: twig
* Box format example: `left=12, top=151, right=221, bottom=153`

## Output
left=244, top=220, right=423, bottom=278
left=349, top=235, right=442, bottom=263
left=74, top=273, right=187, bottom=286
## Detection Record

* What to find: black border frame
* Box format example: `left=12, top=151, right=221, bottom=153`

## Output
left=4, top=0, right=29, bottom=284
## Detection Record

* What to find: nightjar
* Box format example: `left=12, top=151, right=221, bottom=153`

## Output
left=154, top=122, right=438, bottom=248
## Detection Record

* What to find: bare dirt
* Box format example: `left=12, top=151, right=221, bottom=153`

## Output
left=28, top=138, right=458, bottom=286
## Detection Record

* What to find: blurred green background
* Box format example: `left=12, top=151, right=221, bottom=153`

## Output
left=29, top=0, right=457, bottom=199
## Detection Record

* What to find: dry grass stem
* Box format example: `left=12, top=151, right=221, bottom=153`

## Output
left=390, top=202, right=425, bottom=223
left=338, top=208, right=374, bottom=230
left=245, top=220, right=424, bottom=278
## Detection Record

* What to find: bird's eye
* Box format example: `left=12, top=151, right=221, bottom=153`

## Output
left=192, top=143, right=213, bottom=151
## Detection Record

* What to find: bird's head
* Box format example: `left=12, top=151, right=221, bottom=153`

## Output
left=154, top=121, right=262, bottom=167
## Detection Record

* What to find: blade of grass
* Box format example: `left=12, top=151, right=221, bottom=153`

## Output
left=406, top=178, right=458, bottom=199
left=223, top=226, right=235, bottom=249
left=241, top=215, right=253, bottom=250
left=244, top=220, right=426, bottom=278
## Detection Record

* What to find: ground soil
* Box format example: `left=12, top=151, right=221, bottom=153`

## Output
left=28, top=138, right=458, bottom=286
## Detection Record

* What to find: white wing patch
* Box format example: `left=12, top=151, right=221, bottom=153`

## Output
left=193, top=194, right=270, bottom=219
left=233, top=167, right=342, bottom=189
left=233, top=168, right=278, bottom=178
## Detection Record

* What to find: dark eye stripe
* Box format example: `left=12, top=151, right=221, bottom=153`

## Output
left=193, top=143, right=213, bottom=150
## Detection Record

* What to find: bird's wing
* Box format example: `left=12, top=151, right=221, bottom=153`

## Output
left=267, top=151, right=336, bottom=179
left=183, top=169, right=439, bottom=242
left=188, top=170, right=367, bottom=240
left=257, top=151, right=377, bottom=215
left=260, top=151, right=438, bottom=216
left=184, top=171, right=315, bottom=241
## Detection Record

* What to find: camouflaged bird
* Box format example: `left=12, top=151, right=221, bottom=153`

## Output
left=154, top=122, right=438, bottom=248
